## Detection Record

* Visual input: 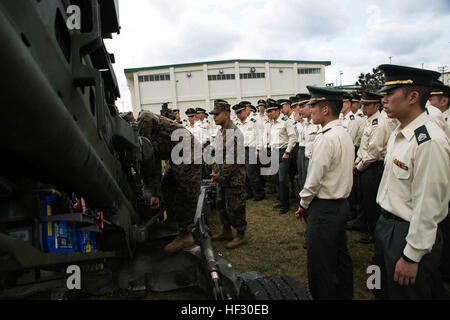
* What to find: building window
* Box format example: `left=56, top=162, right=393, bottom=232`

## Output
left=298, top=68, right=321, bottom=75
left=138, top=74, right=170, bottom=82
left=239, top=72, right=265, bottom=79
left=208, top=73, right=235, bottom=81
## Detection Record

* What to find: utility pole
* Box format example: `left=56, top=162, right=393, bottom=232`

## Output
left=421, top=63, right=424, bottom=69
left=389, top=56, right=392, bottom=64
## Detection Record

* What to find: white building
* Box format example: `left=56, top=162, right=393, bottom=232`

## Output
left=440, top=71, right=450, bottom=86
left=124, top=59, right=331, bottom=117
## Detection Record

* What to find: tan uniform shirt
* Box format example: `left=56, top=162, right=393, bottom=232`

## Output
left=194, top=119, right=211, bottom=145
left=296, top=119, right=305, bottom=147
left=444, top=108, right=450, bottom=139
left=236, top=116, right=258, bottom=148
left=185, top=123, right=202, bottom=144
left=256, top=114, right=270, bottom=150
left=304, top=120, right=321, bottom=159
left=355, top=110, right=390, bottom=171
left=267, top=114, right=297, bottom=152
left=426, top=104, right=447, bottom=135
left=300, top=120, right=354, bottom=209
left=342, top=111, right=364, bottom=147
left=376, top=112, right=450, bottom=262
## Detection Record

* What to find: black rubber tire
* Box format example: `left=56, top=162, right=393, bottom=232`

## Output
left=238, top=275, right=310, bottom=300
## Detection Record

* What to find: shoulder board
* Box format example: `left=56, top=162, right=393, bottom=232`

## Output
left=321, top=128, right=332, bottom=135
left=414, top=125, right=431, bottom=146
left=350, top=115, right=355, bottom=120
left=425, top=108, right=429, bottom=115
left=250, top=118, right=257, bottom=123
left=206, top=120, right=210, bottom=123
left=358, top=114, right=365, bottom=117
left=309, top=132, right=317, bottom=136
left=281, top=116, right=288, bottom=121
left=372, top=119, right=378, bottom=126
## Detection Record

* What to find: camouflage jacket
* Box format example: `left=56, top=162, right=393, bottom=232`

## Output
left=213, top=121, right=246, bottom=187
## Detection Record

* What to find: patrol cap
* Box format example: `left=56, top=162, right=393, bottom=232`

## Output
left=360, top=90, right=384, bottom=104
left=306, top=86, right=345, bottom=105
left=209, top=99, right=231, bottom=115
left=196, top=107, right=206, bottom=114
left=290, top=97, right=300, bottom=108
left=277, top=99, right=291, bottom=106
left=185, top=108, right=197, bottom=116
left=351, top=93, right=361, bottom=103
left=240, top=101, right=252, bottom=107
left=257, top=99, right=267, bottom=107
left=173, top=109, right=180, bottom=113
left=250, top=105, right=257, bottom=112
left=232, top=104, right=246, bottom=113
left=378, top=64, right=441, bottom=93
left=342, top=93, right=352, bottom=102
left=430, top=80, right=450, bottom=98
left=296, top=94, right=311, bottom=106
left=265, top=98, right=280, bottom=111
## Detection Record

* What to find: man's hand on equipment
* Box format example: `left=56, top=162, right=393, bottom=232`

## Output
left=210, top=172, right=218, bottom=183
left=150, top=197, right=160, bottom=209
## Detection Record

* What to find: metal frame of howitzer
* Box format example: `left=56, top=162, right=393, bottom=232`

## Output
left=0, top=0, right=260, bottom=300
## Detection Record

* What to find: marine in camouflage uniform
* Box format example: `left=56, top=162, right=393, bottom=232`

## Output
left=138, top=111, right=202, bottom=253
left=209, top=100, right=248, bottom=249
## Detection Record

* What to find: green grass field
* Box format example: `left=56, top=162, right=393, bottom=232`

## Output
left=145, top=190, right=382, bottom=300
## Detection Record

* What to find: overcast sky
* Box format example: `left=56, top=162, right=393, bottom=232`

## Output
left=104, top=0, right=450, bottom=112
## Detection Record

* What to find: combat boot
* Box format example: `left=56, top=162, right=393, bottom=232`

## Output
left=164, top=233, right=195, bottom=253
left=225, top=231, right=247, bottom=249
left=211, top=228, right=233, bottom=241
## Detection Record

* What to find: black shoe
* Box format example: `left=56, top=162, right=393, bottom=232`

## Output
left=253, top=194, right=266, bottom=202
left=273, top=203, right=282, bottom=209
left=279, top=207, right=289, bottom=215
left=358, top=235, right=375, bottom=244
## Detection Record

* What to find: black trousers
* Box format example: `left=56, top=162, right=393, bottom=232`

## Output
left=307, top=198, right=354, bottom=300
left=440, top=214, right=450, bottom=280
left=360, top=161, right=384, bottom=236
left=272, top=148, right=290, bottom=209
left=245, top=147, right=265, bottom=197
left=374, top=214, right=446, bottom=300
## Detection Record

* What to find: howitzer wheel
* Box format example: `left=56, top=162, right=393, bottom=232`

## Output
left=238, top=275, right=309, bottom=300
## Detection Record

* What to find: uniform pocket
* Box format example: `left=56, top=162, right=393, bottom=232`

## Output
left=392, top=163, right=410, bottom=180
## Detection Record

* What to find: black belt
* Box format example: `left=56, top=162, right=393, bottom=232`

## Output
left=381, top=208, right=407, bottom=223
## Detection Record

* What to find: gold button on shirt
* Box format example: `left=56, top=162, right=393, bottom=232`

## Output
left=376, top=112, right=450, bottom=262
left=300, top=120, right=354, bottom=209
left=355, top=110, right=390, bottom=171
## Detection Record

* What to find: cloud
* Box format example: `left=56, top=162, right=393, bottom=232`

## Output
left=105, top=0, right=450, bottom=111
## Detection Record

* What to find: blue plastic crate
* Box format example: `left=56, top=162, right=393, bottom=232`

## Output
left=41, top=195, right=77, bottom=253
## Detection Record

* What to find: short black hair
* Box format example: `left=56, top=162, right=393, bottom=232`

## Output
left=317, top=100, right=343, bottom=117
left=401, top=85, right=431, bottom=110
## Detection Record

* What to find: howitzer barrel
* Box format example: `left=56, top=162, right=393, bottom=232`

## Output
left=0, top=8, right=125, bottom=209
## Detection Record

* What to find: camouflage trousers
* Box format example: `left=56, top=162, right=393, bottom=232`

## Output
left=216, top=184, right=247, bottom=233
left=162, top=162, right=202, bottom=234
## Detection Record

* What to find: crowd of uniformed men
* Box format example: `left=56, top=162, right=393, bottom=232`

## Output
left=125, top=63, right=450, bottom=300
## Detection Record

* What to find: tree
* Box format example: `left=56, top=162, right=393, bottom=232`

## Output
left=355, top=68, right=385, bottom=92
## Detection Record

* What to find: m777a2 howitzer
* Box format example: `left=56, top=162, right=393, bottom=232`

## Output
left=0, top=0, right=308, bottom=300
